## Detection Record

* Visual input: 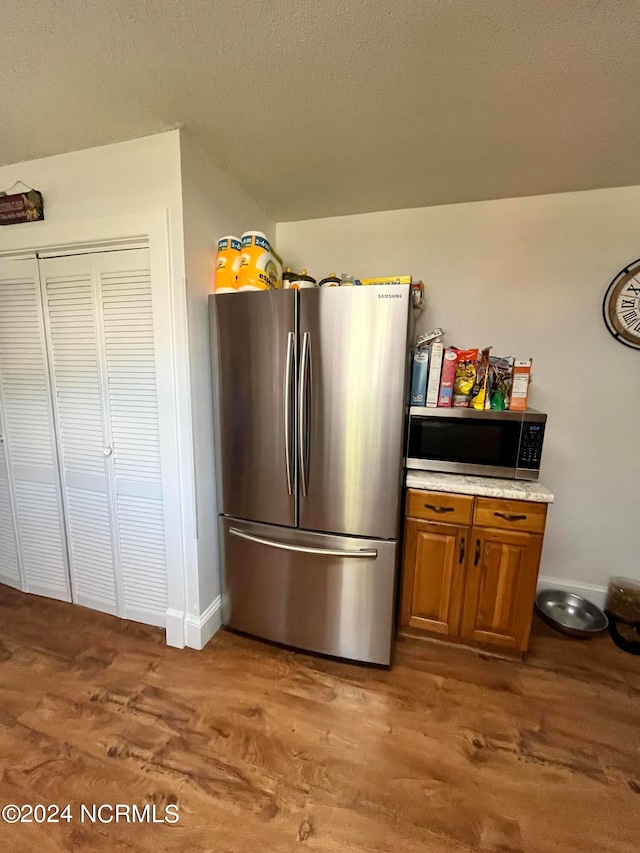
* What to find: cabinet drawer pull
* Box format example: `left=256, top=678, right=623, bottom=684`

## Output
left=494, top=512, right=527, bottom=522
left=459, top=536, right=465, bottom=564
left=424, top=503, right=455, bottom=514
left=474, top=539, right=481, bottom=566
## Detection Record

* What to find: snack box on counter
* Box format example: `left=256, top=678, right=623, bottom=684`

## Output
left=410, top=349, right=429, bottom=406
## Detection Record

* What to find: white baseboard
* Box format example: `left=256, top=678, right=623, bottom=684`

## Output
left=184, top=596, right=222, bottom=650
left=537, top=575, right=607, bottom=609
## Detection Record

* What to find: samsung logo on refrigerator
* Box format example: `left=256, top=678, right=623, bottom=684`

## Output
left=378, top=293, right=402, bottom=299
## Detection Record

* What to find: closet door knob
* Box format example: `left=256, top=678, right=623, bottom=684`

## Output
left=103, top=446, right=113, bottom=457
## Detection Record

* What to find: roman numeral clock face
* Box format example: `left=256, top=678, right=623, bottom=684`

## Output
left=603, top=259, right=640, bottom=350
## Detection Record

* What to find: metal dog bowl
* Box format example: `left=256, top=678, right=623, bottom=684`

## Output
left=536, top=589, right=609, bottom=638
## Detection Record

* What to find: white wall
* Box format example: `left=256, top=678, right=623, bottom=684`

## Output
left=277, top=186, right=640, bottom=600
left=179, top=131, right=275, bottom=629
left=0, top=132, right=184, bottom=229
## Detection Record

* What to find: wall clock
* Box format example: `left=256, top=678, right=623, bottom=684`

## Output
left=603, top=258, right=640, bottom=350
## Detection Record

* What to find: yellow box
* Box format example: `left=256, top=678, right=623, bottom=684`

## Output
left=355, top=276, right=412, bottom=286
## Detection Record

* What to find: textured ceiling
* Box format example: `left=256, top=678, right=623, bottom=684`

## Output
left=3, top=0, right=640, bottom=221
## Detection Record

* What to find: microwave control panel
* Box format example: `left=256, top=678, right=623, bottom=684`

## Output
left=518, top=422, right=545, bottom=468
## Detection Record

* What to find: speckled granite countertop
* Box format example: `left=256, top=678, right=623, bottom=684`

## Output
left=405, top=470, right=555, bottom=503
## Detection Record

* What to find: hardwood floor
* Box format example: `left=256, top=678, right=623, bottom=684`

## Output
left=1, top=584, right=639, bottom=852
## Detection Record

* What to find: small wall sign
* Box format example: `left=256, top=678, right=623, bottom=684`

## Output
left=0, top=187, right=44, bottom=225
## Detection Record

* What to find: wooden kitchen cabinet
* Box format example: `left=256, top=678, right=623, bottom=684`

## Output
left=400, top=519, right=467, bottom=636
left=400, top=488, right=548, bottom=655
left=459, top=527, right=543, bottom=652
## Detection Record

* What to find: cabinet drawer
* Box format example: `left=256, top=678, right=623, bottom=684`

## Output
left=474, top=498, right=547, bottom=534
left=406, top=489, right=473, bottom=525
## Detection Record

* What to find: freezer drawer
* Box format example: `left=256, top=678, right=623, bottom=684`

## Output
left=220, top=517, right=398, bottom=665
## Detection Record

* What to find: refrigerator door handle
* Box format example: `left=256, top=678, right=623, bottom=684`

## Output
left=229, top=527, right=378, bottom=558
left=298, top=331, right=311, bottom=497
left=283, top=331, right=295, bottom=495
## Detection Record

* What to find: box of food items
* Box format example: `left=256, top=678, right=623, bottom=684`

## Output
left=410, top=329, right=532, bottom=410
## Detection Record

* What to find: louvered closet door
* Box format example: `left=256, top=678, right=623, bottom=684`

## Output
left=40, top=249, right=168, bottom=627
left=0, top=257, right=70, bottom=600
left=98, top=249, right=167, bottom=626
left=40, top=254, right=118, bottom=615
left=0, top=407, right=20, bottom=589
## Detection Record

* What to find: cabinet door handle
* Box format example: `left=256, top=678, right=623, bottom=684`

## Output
left=424, top=504, right=454, bottom=514
left=494, top=512, right=527, bottom=522
left=474, top=539, right=481, bottom=566
left=459, top=536, right=465, bottom=564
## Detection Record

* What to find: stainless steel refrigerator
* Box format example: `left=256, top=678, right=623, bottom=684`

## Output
left=209, top=285, right=411, bottom=664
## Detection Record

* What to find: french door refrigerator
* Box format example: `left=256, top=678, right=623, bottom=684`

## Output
left=209, top=285, right=411, bottom=664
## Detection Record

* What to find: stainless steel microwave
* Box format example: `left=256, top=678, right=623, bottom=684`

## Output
left=406, top=407, right=547, bottom=480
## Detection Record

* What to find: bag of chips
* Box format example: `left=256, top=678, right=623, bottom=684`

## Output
left=488, top=356, right=514, bottom=410
left=452, top=349, right=478, bottom=407
left=471, top=347, right=492, bottom=409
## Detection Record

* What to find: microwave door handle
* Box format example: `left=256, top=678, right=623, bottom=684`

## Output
left=283, top=332, right=295, bottom=495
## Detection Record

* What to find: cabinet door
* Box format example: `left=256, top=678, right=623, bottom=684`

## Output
left=400, top=519, right=467, bottom=636
left=460, top=527, right=542, bottom=652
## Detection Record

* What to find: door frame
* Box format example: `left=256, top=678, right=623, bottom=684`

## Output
left=0, top=211, right=194, bottom=648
